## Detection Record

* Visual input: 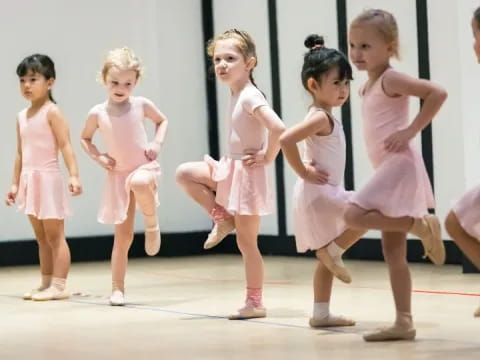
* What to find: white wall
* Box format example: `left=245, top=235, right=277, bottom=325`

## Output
left=0, top=0, right=210, bottom=241
left=2, top=0, right=479, bottom=244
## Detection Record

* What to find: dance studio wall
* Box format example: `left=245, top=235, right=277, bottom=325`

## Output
left=0, top=0, right=479, bottom=252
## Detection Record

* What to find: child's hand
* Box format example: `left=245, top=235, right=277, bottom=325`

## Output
left=5, top=184, right=18, bottom=206
left=144, top=141, right=162, bottom=161
left=69, top=176, right=83, bottom=196
left=302, top=163, right=329, bottom=185
left=96, top=153, right=116, bottom=170
left=242, top=150, right=267, bottom=168
left=384, top=128, right=415, bottom=153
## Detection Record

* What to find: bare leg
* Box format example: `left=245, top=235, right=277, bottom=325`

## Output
left=363, top=231, right=416, bottom=341
left=175, top=161, right=217, bottom=213
left=110, top=193, right=136, bottom=305
left=129, top=170, right=161, bottom=255
left=445, top=211, right=480, bottom=269
left=344, top=204, right=412, bottom=232
left=309, top=260, right=356, bottom=327
left=345, top=204, right=445, bottom=265
left=229, top=215, right=266, bottom=320
left=24, top=216, right=52, bottom=299
left=445, top=211, right=480, bottom=317
left=176, top=161, right=234, bottom=249
left=31, top=219, right=70, bottom=301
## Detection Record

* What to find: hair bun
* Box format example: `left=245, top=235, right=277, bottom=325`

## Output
left=304, top=34, right=325, bottom=50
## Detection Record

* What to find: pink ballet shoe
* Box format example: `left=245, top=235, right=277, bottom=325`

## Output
left=316, top=247, right=351, bottom=284
left=410, top=215, right=445, bottom=265
left=363, top=325, right=416, bottom=342
left=204, top=217, right=235, bottom=249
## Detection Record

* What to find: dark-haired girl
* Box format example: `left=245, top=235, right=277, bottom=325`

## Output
left=5, top=54, right=82, bottom=301
left=280, top=35, right=364, bottom=328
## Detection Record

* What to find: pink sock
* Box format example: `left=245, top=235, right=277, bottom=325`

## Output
left=210, top=204, right=232, bottom=223
left=246, top=287, right=263, bottom=308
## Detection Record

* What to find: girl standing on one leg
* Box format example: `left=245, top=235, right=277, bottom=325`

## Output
left=81, top=47, right=168, bottom=306
left=280, top=35, right=366, bottom=327
left=346, top=9, right=447, bottom=341
left=176, top=29, right=285, bottom=319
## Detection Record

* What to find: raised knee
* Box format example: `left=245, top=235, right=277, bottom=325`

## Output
left=444, top=211, right=457, bottom=238
left=130, top=179, right=149, bottom=191
left=175, top=163, right=191, bottom=186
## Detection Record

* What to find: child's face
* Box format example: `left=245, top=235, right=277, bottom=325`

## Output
left=309, top=67, right=350, bottom=108
left=349, top=24, right=395, bottom=72
left=105, top=67, right=138, bottom=103
left=19, top=70, right=53, bottom=102
left=471, top=18, right=480, bottom=63
left=213, top=39, right=254, bottom=85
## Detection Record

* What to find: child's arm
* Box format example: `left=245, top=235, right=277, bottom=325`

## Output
left=143, top=98, right=168, bottom=161
left=243, top=106, right=285, bottom=167
left=383, top=71, right=448, bottom=152
left=80, top=112, right=116, bottom=170
left=48, top=106, right=82, bottom=195
left=280, top=111, right=330, bottom=184
left=5, top=120, right=22, bottom=205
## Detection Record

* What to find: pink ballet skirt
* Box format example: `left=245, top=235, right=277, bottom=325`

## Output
left=293, top=107, right=351, bottom=252
left=98, top=161, right=161, bottom=225
left=453, top=185, right=480, bottom=240
left=294, top=180, right=352, bottom=252
left=16, top=102, right=71, bottom=219
left=204, top=155, right=274, bottom=216
left=351, top=148, right=434, bottom=218
left=17, top=168, right=71, bottom=220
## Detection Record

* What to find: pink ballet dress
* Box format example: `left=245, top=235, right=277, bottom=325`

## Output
left=16, top=102, right=71, bottom=219
left=90, top=96, right=161, bottom=224
left=350, top=68, right=434, bottom=218
left=293, top=107, right=352, bottom=252
left=453, top=186, right=480, bottom=240
left=205, top=82, right=274, bottom=216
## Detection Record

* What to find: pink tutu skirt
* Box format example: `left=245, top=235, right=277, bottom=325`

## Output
left=350, top=148, right=434, bottom=218
left=98, top=160, right=161, bottom=224
left=17, top=168, right=71, bottom=220
left=453, top=185, right=480, bottom=240
left=293, top=179, right=352, bottom=252
left=205, top=155, right=274, bottom=216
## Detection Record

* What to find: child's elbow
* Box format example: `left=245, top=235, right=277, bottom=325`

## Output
left=273, top=122, right=286, bottom=136
left=279, top=132, right=290, bottom=147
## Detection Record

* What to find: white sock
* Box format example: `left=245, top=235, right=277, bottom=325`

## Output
left=51, top=277, right=66, bottom=291
left=327, top=242, right=345, bottom=258
left=313, top=302, right=329, bottom=319
left=40, top=275, right=52, bottom=290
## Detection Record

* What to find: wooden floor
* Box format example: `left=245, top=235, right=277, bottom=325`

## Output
left=0, top=255, right=479, bottom=359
